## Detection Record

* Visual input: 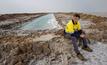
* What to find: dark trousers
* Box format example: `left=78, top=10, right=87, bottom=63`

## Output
left=64, top=30, right=88, bottom=53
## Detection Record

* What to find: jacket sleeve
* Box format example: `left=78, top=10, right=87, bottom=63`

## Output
left=78, top=22, right=81, bottom=30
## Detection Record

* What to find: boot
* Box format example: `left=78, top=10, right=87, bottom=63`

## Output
left=76, top=52, right=87, bottom=61
left=82, top=46, right=93, bottom=52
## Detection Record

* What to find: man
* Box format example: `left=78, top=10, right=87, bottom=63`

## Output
left=64, top=14, right=93, bottom=61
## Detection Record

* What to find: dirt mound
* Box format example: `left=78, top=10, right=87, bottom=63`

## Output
left=0, top=32, right=74, bottom=65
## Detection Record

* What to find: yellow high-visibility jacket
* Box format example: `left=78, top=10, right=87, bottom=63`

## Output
left=65, top=20, right=81, bottom=33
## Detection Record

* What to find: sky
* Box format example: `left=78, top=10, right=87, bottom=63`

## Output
left=0, top=0, right=107, bottom=14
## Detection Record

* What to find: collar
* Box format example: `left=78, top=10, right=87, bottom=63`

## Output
left=72, top=19, right=77, bottom=25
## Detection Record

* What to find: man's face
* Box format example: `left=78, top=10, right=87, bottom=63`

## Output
left=72, top=16, right=80, bottom=22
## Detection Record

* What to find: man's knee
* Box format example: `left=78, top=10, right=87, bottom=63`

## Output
left=71, top=37, right=77, bottom=42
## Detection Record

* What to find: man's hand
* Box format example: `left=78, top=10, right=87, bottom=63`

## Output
left=80, top=34, right=85, bottom=38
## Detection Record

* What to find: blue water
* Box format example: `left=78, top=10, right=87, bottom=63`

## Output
left=20, top=14, right=60, bottom=30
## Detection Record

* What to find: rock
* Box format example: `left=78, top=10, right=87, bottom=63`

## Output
left=0, top=63, right=4, bottom=65
left=42, top=43, right=51, bottom=56
left=6, top=56, right=19, bottom=65
left=32, top=42, right=51, bottom=56
left=55, top=29, right=64, bottom=36
left=18, top=44, right=27, bottom=54
left=15, top=62, right=24, bottom=65
left=103, top=34, right=107, bottom=39
left=9, top=47, right=19, bottom=56
left=102, top=39, right=107, bottom=43
left=32, top=42, right=43, bottom=55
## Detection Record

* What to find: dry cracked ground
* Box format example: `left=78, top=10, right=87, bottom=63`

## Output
left=0, top=13, right=107, bottom=65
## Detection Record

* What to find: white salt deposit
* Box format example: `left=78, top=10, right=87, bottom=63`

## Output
left=20, top=14, right=62, bottom=30
left=72, top=42, right=107, bottom=65
left=33, top=34, right=60, bottom=42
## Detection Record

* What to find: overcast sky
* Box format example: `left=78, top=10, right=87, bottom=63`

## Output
left=0, top=0, right=107, bottom=14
